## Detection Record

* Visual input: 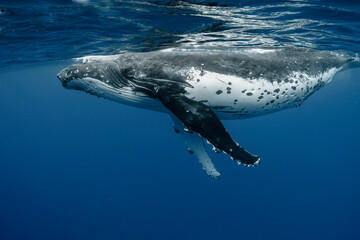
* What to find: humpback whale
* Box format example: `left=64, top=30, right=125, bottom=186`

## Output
left=57, top=47, right=358, bottom=178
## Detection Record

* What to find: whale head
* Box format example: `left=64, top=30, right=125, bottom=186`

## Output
left=57, top=62, right=124, bottom=91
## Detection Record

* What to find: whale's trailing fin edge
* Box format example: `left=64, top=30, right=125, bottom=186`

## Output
left=157, top=89, right=260, bottom=166
left=170, top=114, right=221, bottom=178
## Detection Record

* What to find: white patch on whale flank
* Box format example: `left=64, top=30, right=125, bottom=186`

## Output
left=184, top=67, right=340, bottom=119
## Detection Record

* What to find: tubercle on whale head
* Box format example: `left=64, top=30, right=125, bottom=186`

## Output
left=57, top=62, right=110, bottom=89
left=57, top=66, right=75, bottom=88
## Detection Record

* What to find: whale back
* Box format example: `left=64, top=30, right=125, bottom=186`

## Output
left=112, top=48, right=353, bottom=84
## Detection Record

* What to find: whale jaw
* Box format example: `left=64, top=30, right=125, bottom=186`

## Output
left=58, top=75, right=168, bottom=113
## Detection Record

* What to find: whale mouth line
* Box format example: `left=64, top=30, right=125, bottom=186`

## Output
left=61, top=76, right=102, bottom=90
left=57, top=69, right=75, bottom=86
left=57, top=69, right=104, bottom=88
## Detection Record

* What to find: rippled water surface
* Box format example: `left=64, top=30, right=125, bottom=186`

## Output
left=1, top=0, right=360, bottom=67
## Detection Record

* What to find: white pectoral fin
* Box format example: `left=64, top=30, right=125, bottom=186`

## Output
left=170, top=114, right=221, bottom=178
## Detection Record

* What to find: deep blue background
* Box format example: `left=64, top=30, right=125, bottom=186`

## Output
left=0, top=63, right=359, bottom=240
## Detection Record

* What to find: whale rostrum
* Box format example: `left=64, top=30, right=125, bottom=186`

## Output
left=57, top=47, right=359, bottom=178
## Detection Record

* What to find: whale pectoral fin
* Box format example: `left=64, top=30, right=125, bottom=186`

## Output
left=158, top=91, right=260, bottom=166
left=170, top=114, right=221, bottom=178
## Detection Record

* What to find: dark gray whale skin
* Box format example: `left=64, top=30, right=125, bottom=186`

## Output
left=57, top=47, right=357, bottom=167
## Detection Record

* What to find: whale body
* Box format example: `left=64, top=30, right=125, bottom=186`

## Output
left=57, top=47, right=358, bottom=178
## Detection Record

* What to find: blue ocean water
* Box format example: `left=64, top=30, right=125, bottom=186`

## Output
left=0, top=1, right=360, bottom=239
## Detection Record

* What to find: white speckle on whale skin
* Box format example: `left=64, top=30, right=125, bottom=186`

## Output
left=212, top=146, right=221, bottom=153
left=184, top=67, right=340, bottom=120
